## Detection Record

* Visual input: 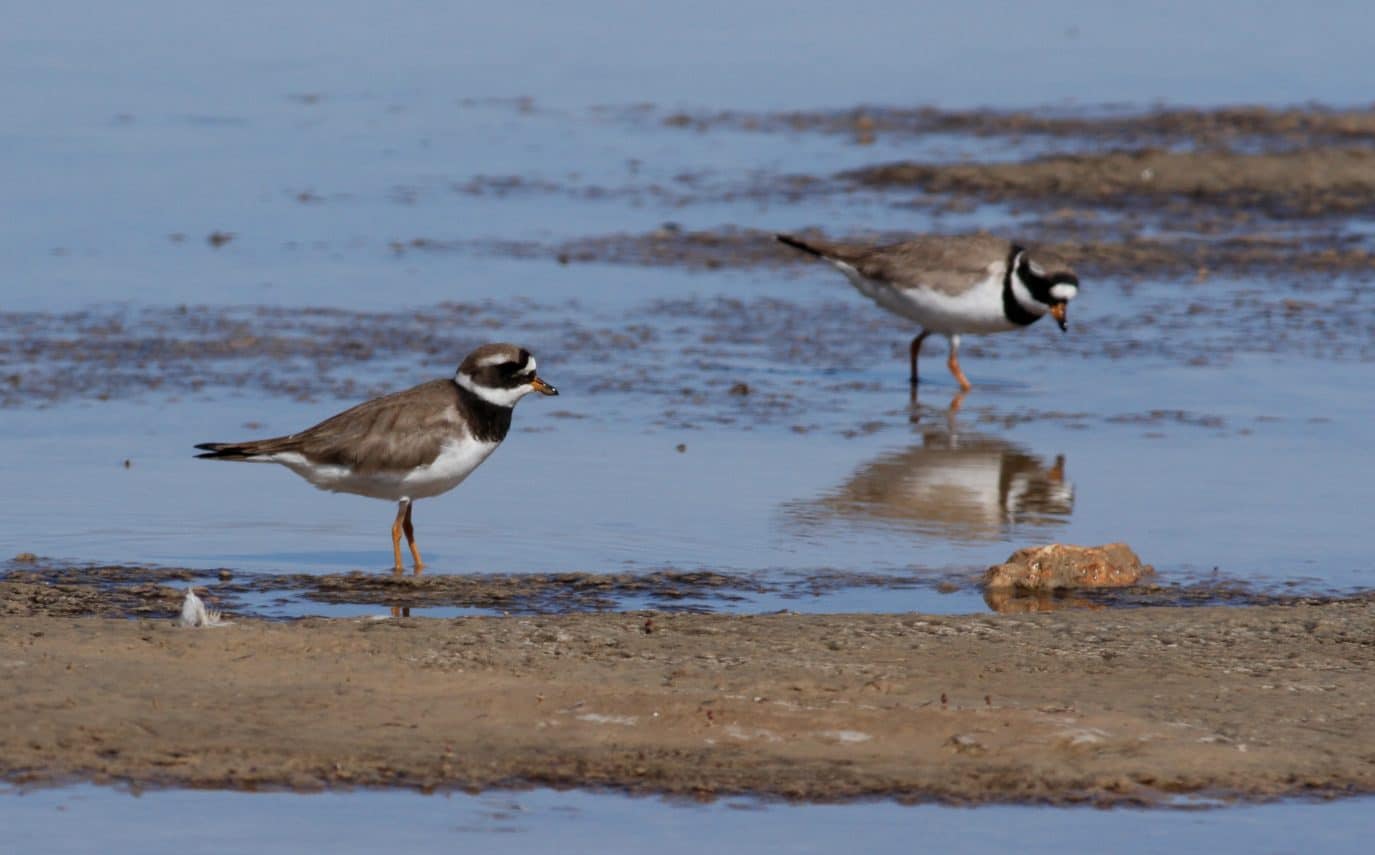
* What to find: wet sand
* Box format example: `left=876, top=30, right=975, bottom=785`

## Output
left=1, top=562, right=1344, bottom=620
left=3, top=601, right=1373, bottom=804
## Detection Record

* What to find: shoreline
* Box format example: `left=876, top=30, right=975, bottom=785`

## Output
left=4, top=602, right=1372, bottom=805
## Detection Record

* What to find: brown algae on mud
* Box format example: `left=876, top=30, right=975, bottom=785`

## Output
left=841, top=148, right=1375, bottom=218
left=2, top=563, right=767, bottom=616
left=10, top=105, right=1375, bottom=418
left=649, top=104, right=1375, bottom=149
left=449, top=225, right=1375, bottom=279
left=0, top=289, right=1361, bottom=436
left=1, top=559, right=1361, bottom=621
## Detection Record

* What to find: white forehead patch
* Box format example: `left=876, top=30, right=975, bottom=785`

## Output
left=521, top=355, right=537, bottom=376
left=477, top=351, right=516, bottom=368
left=1050, top=283, right=1078, bottom=301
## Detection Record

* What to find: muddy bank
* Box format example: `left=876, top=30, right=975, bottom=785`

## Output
left=0, top=301, right=517, bottom=408
left=4, top=563, right=954, bottom=618
left=420, top=108, right=1375, bottom=223
left=1, top=565, right=768, bottom=616
left=2, top=602, right=1373, bottom=804
left=5, top=286, right=1369, bottom=427
left=650, top=104, right=1375, bottom=149
left=492, top=225, right=1375, bottom=279
left=843, top=148, right=1375, bottom=218
left=0, top=560, right=1358, bottom=622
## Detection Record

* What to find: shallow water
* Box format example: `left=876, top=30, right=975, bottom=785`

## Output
left=3, top=319, right=1373, bottom=612
left=2, top=786, right=1371, bottom=855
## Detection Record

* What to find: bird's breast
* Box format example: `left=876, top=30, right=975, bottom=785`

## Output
left=863, top=272, right=1016, bottom=333
left=400, top=436, right=502, bottom=499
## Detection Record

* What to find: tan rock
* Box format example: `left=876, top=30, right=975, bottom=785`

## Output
left=984, top=542, right=1151, bottom=591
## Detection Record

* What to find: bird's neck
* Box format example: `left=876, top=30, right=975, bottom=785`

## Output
left=452, top=380, right=514, bottom=443
left=1002, top=248, right=1046, bottom=327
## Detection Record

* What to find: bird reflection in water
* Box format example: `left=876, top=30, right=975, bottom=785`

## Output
left=791, top=424, right=1074, bottom=542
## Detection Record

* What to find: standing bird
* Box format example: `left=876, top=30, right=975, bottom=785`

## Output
left=775, top=233, right=1079, bottom=392
left=195, top=343, right=557, bottom=575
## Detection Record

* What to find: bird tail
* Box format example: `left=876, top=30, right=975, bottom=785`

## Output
left=194, top=439, right=286, bottom=461
left=775, top=233, right=828, bottom=259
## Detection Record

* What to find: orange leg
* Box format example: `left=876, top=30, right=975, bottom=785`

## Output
left=390, top=501, right=407, bottom=575
left=402, top=501, right=424, bottom=575
left=909, top=331, right=930, bottom=385
left=946, top=335, right=972, bottom=392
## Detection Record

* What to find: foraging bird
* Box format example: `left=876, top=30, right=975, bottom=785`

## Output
left=195, top=343, right=557, bottom=574
left=775, top=233, right=1079, bottom=391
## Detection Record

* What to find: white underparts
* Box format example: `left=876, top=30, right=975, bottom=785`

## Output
left=265, top=436, right=501, bottom=501
left=833, top=259, right=1027, bottom=334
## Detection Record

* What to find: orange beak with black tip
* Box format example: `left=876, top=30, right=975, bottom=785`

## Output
left=1050, top=302, right=1068, bottom=332
left=530, top=376, right=559, bottom=396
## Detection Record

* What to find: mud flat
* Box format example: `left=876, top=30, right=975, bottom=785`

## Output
left=501, top=226, right=1375, bottom=278
left=651, top=104, right=1375, bottom=149
left=842, top=148, right=1375, bottom=217
left=2, top=600, right=1373, bottom=804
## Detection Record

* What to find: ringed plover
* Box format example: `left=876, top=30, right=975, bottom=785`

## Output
left=776, top=233, right=1079, bottom=391
left=195, top=343, right=557, bottom=574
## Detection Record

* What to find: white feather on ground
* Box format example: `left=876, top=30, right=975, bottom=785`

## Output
left=179, top=586, right=229, bottom=628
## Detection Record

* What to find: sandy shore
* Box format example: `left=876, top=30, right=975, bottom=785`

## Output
left=3, top=601, right=1373, bottom=804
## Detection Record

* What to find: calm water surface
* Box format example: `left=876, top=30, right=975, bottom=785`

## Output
left=2, top=786, right=1371, bottom=855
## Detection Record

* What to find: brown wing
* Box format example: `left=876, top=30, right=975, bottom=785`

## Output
left=196, top=379, right=464, bottom=473
left=848, top=235, right=1013, bottom=295
left=779, top=233, right=1014, bottom=296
